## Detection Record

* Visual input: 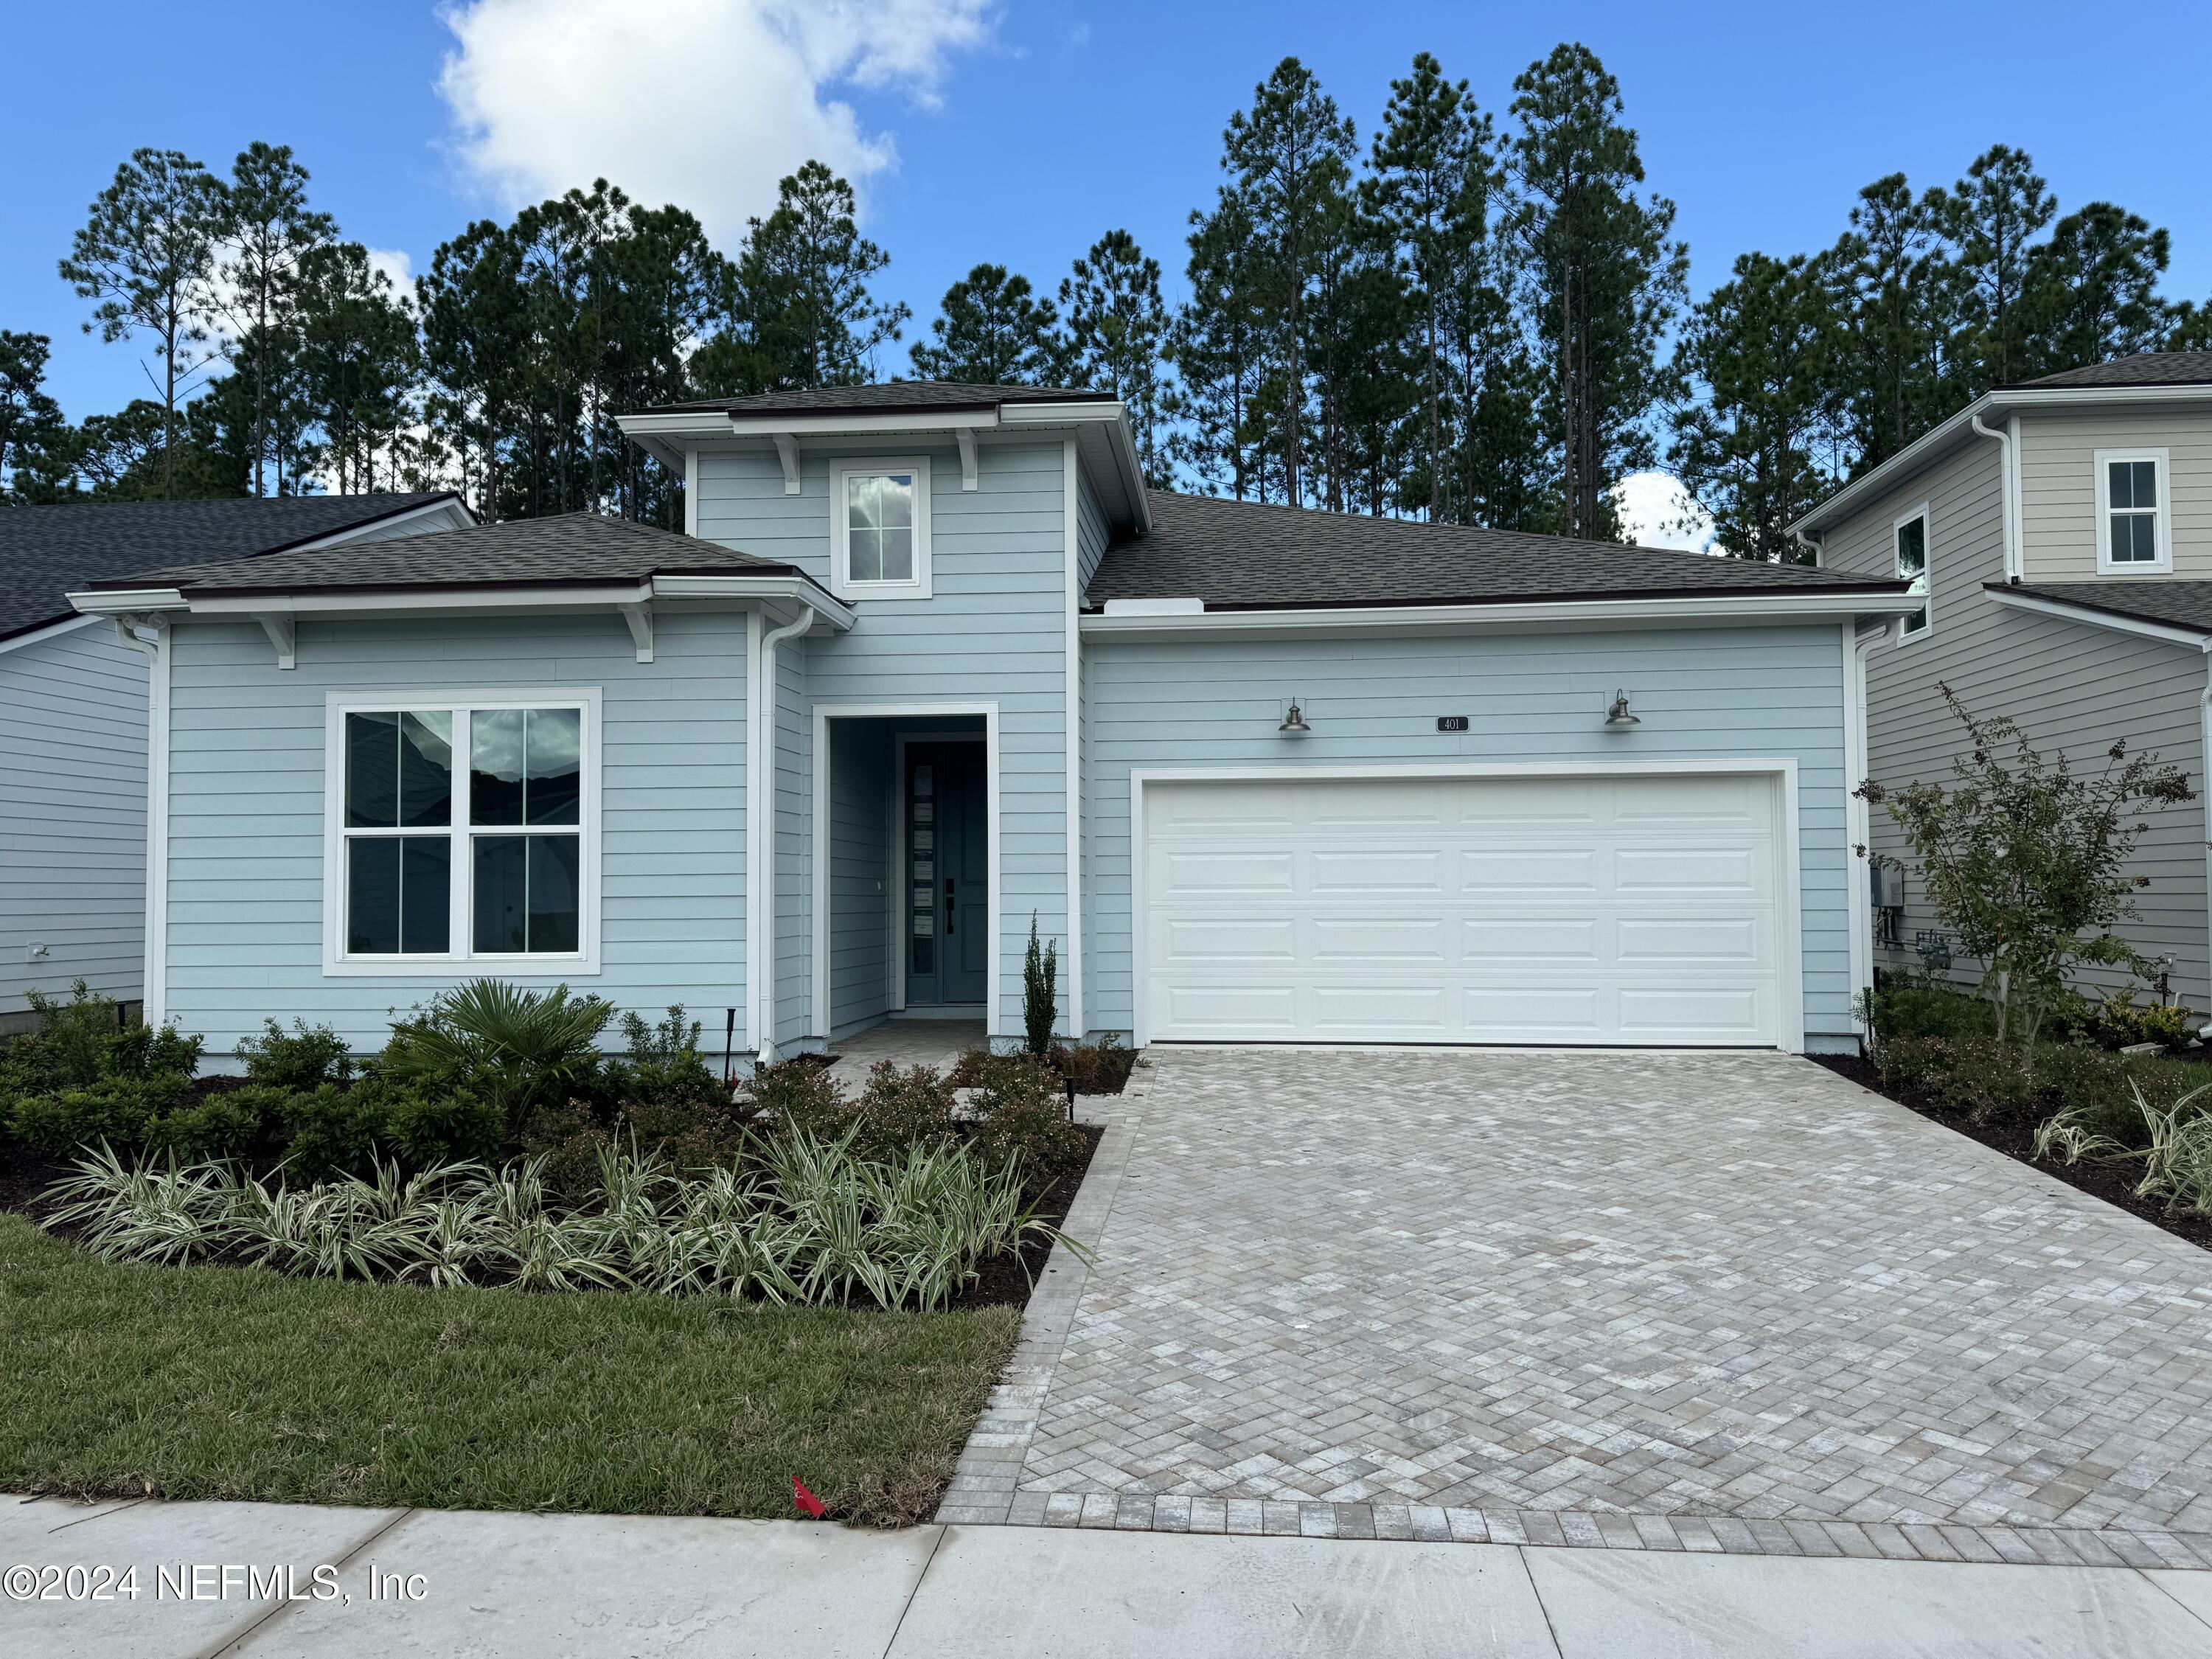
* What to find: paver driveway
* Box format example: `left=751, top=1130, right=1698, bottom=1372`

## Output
left=947, top=1047, right=2212, bottom=1562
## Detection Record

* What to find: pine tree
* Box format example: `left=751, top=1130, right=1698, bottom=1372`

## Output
left=1940, top=145, right=2053, bottom=388
left=1365, top=52, right=1492, bottom=518
left=1170, top=191, right=1270, bottom=499
left=0, top=332, right=68, bottom=501
left=293, top=242, right=418, bottom=493
left=58, top=149, right=229, bottom=498
left=727, top=161, right=908, bottom=390
left=1221, top=58, right=1357, bottom=507
left=2019, top=204, right=2177, bottom=374
left=910, top=263, right=1068, bottom=384
left=1061, top=232, right=1173, bottom=484
left=1503, top=45, right=1686, bottom=539
left=216, top=144, right=333, bottom=495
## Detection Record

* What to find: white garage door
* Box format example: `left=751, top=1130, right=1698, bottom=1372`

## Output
left=1138, top=771, right=1790, bottom=1046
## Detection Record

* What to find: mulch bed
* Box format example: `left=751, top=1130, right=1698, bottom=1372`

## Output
left=1810, top=1051, right=2212, bottom=1253
left=949, top=1121, right=1103, bottom=1312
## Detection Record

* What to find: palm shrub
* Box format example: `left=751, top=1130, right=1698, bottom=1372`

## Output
left=380, top=979, right=615, bottom=1124
left=1023, top=914, right=1059, bottom=1058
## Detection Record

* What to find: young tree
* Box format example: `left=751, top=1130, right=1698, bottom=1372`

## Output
left=1220, top=58, right=1357, bottom=507
left=1669, top=251, right=1840, bottom=560
left=1503, top=45, right=1688, bottom=538
left=1858, top=686, right=2195, bottom=1065
left=909, top=262, right=1067, bottom=384
left=0, top=330, right=67, bottom=499
left=1938, top=145, right=2053, bottom=388
left=216, top=143, right=334, bottom=495
left=58, top=148, right=229, bottom=497
left=1062, top=231, right=1173, bottom=484
left=1365, top=52, right=1492, bottom=518
left=728, top=161, right=908, bottom=389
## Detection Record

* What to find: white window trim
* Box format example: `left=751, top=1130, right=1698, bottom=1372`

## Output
left=1893, top=501, right=1933, bottom=646
left=830, top=456, right=933, bottom=601
left=2095, top=448, right=2171, bottom=574
left=321, top=688, right=603, bottom=977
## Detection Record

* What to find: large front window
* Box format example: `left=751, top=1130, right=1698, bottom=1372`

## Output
left=330, top=694, right=595, bottom=969
left=832, top=458, right=932, bottom=599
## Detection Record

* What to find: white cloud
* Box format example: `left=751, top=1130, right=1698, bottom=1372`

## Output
left=366, top=247, right=414, bottom=295
left=1610, top=470, right=1717, bottom=554
left=435, top=0, right=995, bottom=243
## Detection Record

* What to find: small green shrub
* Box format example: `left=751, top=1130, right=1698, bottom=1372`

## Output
left=964, top=1053, right=1082, bottom=1197
left=742, top=1058, right=846, bottom=1140
left=1865, top=973, right=1995, bottom=1044
left=381, top=979, right=613, bottom=1121
left=10, top=1072, right=196, bottom=1157
left=847, top=1062, right=959, bottom=1164
left=142, top=1091, right=267, bottom=1161
left=236, top=1019, right=352, bottom=1089
left=275, top=1082, right=393, bottom=1179
left=1058, top=1033, right=1133, bottom=1095
left=387, top=1088, right=504, bottom=1167
left=1023, top=916, right=1060, bottom=1059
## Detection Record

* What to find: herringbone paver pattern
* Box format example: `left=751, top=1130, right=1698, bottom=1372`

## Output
left=947, top=1047, right=2212, bottom=1562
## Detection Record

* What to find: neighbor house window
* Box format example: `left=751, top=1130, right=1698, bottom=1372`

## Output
left=327, top=692, right=598, bottom=973
left=2097, top=450, right=2170, bottom=571
left=1894, top=506, right=1930, bottom=639
left=831, top=457, right=932, bottom=599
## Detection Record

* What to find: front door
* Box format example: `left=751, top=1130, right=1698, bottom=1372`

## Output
left=905, top=740, right=987, bottom=1004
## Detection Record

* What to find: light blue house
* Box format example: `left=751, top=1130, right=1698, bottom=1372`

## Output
left=71, top=384, right=1913, bottom=1062
left=1, top=493, right=471, bottom=1029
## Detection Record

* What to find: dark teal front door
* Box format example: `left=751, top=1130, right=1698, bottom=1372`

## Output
left=906, top=741, right=987, bottom=1004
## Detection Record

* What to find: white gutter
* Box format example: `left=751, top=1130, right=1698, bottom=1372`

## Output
left=1790, top=381, right=2212, bottom=538
left=1080, top=588, right=1919, bottom=640
left=750, top=604, right=815, bottom=1065
left=1983, top=585, right=2212, bottom=652
left=1971, top=414, right=2022, bottom=581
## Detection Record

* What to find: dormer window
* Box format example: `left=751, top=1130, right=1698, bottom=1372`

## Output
left=832, top=457, right=932, bottom=599
left=2097, top=450, right=2169, bottom=572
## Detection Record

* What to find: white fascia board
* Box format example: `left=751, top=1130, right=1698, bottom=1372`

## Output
left=1103, top=597, right=1204, bottom=616
left=0, top=613, right=104, bottom=656
left=648, top=574, right=855, bottom=630
left=1001, top=401, right=1151, bottom=530
left=289, top=495, right=477, bottom=550
left=1984, top=585, right=2212, bottom=651
left=69, top=587, right=189, bottom=616
left=1080, top=590, right=1921, bottom=640
left=1790, top=383, right=2212, bottom=539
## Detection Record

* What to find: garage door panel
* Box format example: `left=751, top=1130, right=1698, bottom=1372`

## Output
left=1161, top=850, right=1295, bottom=893
left=1310, top=849, right=1446, bottom=892
left=1461, top=917, right=1601, bottom=960
left=1310, top=917, right=1449, bottom=960
left=1142, top=773, right=1785, bottom=1046
left=1162, top=917, right=1298, bottom=961
left=1615, top=917, right=1764, bottom=962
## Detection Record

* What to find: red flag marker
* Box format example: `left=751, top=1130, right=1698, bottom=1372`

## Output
left=791, top=1478, right=827, bottom=1518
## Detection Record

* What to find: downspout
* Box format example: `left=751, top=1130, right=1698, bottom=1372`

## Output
left=1845, top=619, right=1888, bottom=1045
left=113, top=616, right=170, bottom=1027
left=1792, top=528, right=1821, bottom=566
left=1972, top=413, right=2021, bottom=582
left=2201, top=653, right=2212, bottom=1020
left=751, top=604, right=815, bottom=1067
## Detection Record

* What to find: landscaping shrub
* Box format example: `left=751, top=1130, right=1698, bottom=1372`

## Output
left=963, top=1053, right=1083, bottom=1197
left=1863, top=972, right=1995, bottom=1045
left=42, top=1134, right=1077, bottom=1311
left=1879, top=1031, right=2212, bottom=1138
left=1057, top=1033, right=1134, bottom=1095
left=142, top=1091, right=266, bottom=1162
left=10, top=1072, right=197, bottom=1158
left=236, top=1019, right=352, bottom=1089
left=742, top=1057, right=846, bottom=1139
left=1023, top=915, right=1059, bottom=1059
left=846, top=1062, right=960, bottom=1164
left=381, top=979, right=614, bottom=1124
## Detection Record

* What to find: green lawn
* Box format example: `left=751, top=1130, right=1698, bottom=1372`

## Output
left=0, top=1214, right=1018, bottom=1525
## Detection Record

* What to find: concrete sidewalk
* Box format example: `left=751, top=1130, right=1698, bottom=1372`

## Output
left=4, top=1495, right=2209, bottom=1657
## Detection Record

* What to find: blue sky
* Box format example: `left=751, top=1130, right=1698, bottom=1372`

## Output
left=12, top=1, right=2209, bottom=455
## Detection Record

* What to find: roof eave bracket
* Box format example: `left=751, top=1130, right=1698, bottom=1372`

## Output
left=254, top=611, right=296, bottom=670
left=618, top=601, right=654, bottom=664
left=957, top=428, right=979, bottom=491
left=772, top=433, right=801, bottom=495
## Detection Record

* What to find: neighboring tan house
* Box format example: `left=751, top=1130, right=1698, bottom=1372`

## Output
left=69, top=381, right=1914, bottom=1066
left=1, top=493, right=474, bottom=1030
left=1790, top=349, right=2212, bottom=1011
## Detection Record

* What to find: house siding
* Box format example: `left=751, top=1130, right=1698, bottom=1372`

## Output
left=159, top=610, right=749, bottom=1057
left=1084, top=623, right=1856, bottom=1047
left=696, top=439, right=1072, bottom=1043
left=0, top=618, right=149, bottom=1012
left=2019, top=406, right=2212, bottom=582
left=1820, top=428, right=2212, bottom=1008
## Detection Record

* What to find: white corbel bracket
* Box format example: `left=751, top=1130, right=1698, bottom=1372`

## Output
left=618, top=602, right=654, bottom=663
left=254, top=612, right=296, bottom=669
left=773, top=433, right=801, bottom=495
left=957, top=427, right=979, bottom=490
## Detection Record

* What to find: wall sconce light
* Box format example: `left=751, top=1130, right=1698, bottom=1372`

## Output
left=1278, top=698, right=1311, bottom=734
left=1604, top=690, right=1641, bottom=727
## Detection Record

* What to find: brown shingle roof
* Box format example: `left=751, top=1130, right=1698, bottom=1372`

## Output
left=2014, top=351, right=2212, bottom=390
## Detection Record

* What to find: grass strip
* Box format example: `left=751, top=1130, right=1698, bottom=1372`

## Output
left=0, top=1214, right=1018, bottom=1524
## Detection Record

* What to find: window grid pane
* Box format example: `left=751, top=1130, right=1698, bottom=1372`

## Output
left=347, top=834, right=451, bottom=954
left=473, top=833, right=582, bottom=954
left=846, top=472, right=917, bottom=585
